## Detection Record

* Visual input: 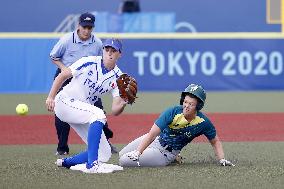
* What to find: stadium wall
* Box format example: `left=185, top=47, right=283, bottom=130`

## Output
left=0, top=34, right=283, bottom=93
left=0, top=0, right=280, bottom=32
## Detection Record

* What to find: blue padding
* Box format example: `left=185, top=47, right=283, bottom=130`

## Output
left=1, top=38, right=284, bottom=92
left=0, top=39, right=57, bottom=93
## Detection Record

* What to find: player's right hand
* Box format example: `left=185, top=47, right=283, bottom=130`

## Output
left=45, top=97, right=55, bottom=112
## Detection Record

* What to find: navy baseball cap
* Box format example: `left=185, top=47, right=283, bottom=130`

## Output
left=103, top=38, right=123, bottom=52
left=79, top=12, right=95, bottom=27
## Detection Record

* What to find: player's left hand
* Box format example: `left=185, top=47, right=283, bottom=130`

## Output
left=125, top=150, right=141, bottom=161
left=46, top=97, right=55, bottom=112
left=219, top=158, right=235, bottom=166
left=116, top=73, right=138, bottom=105
left=174, top=154, right=184, bottom=164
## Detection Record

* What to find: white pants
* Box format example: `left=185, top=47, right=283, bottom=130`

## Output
left=119, top=134, right=180, bottom=167
left=54, top=92, right=111, bottom=162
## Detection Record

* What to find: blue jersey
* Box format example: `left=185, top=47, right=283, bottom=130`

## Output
left=155, top=106, right=216, bottom=151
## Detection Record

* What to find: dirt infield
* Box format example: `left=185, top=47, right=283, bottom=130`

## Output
left=0, top=113, right=283, bottom=144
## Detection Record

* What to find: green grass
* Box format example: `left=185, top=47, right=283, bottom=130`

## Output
left=1, top=92, right=284, bottom=115
left=1, top=142, right=283, bottom=189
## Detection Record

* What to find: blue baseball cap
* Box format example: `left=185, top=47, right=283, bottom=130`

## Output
left=103, top=38, right=122, bottom=52
left=79, top=12, right=95, bottom=27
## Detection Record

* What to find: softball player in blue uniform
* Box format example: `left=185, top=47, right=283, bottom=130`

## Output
left=46, top=38, right=126, bottom=173
left=119, top=84, right=235, bottom=167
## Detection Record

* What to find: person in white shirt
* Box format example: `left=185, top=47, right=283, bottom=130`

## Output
left=46, top=38, right=126, bottom=173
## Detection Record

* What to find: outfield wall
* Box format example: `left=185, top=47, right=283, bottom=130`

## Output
left=0, top=33, right=284, bottom=93
left=0, top=0, right=279, bottom=32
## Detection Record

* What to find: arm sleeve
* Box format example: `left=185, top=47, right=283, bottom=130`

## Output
left=154, top=107, right=175, bottom=131
left=69, top=56, right=100, bottom=77
left=111, top=87, right=120, bottom=98
left=50, top=37, right=67, bottom=60
left=111, top=69, right=123, bottom=98
left=203, top=119, right=217, bottom=140
left=69, top=58, right=87, bottom=77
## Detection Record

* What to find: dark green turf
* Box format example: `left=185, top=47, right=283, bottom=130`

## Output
left=0, top=92, right=284, bottom=115
left=0, top=142, right=283, bottom=189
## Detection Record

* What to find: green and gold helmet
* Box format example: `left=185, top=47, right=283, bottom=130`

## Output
left=180, top=84, right=206, bottom=110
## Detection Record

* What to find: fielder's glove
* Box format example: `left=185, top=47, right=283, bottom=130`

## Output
left=219, top=158, right=235, bottom=166
left=125, top=150, right=141, bottom=161
left=116, top=73, right=138, bottom=105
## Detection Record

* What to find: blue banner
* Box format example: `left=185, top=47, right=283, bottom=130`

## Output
left=0, top=39, right=57, bottom=93
left=119, top=39, right=284, bottom=91
left=0, top=38, right=283, bottom=93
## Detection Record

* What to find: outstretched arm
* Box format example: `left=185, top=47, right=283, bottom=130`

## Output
left=209, top=135, right=224, bottom=160
left=46, top=68, right=72, bottom=112
left=209, top=135, right=235, bottom=166
left=122, top=124, right=161, bottom=163
left=137, top=124, right=161, bottom=154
